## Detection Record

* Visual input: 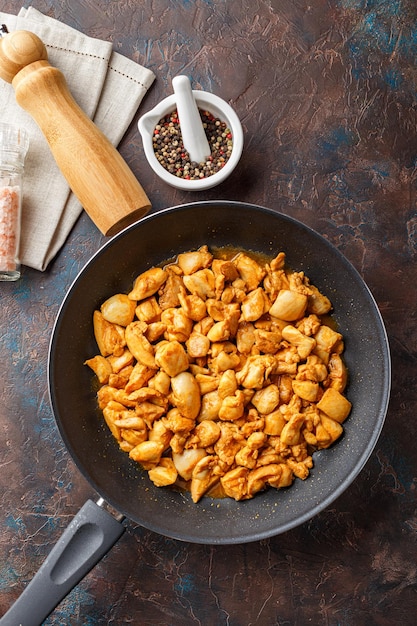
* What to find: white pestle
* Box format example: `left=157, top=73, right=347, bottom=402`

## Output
left=172, top=75, right=211, bottom=164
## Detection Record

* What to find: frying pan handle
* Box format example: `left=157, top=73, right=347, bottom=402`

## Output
left=0, top=499, right=125, bottom=626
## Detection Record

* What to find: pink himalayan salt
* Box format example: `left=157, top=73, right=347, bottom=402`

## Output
left=0, top=185, right=20, bottom=272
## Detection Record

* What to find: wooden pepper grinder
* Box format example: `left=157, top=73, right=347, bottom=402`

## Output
left=0, top=29, right=151, bottom=235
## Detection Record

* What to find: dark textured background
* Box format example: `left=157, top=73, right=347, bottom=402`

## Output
left=1, top=1, right=416, bottom=624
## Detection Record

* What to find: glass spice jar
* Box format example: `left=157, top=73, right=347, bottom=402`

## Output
left=0, top=123, right=29, bottom=281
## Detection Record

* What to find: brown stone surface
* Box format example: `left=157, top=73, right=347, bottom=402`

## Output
left=0, top=1, right=416, bottom=624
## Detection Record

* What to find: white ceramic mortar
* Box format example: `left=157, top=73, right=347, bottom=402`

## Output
left=138, top=90, right=243, bottom=191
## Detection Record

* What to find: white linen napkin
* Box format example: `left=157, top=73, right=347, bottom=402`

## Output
left=0, top=7, right=155, bottom=271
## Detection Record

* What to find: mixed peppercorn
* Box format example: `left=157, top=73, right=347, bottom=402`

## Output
left=152, top=109, right=233, bottom=180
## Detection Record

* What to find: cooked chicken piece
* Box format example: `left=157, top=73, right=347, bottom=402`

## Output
left=210, top=340, right=237, bottom=358
left=253, top=317, right=272, bottom=331
left=269, top=290, right=308, bottom=322
left=281, top=325, right=316, bottom=359
left=313, top=325, right=343, bottom=364
left=296, top=314, right=321, bottom=336
left=154, top=340, right=189, bottom=377
left=263, top=265, right=289, bottom=301
left=253, top=329, right=282, bottom=354
left=120, top=426, right=148, bottom=448
left=107, top=349, right=135, bottom=375
left=161, top=307, right=193, bottom=342
left=195, top=373, right=219, bottom=394
left=189, top=420, right=221, bottom=448
left=206, top=299, right=240, bottom=323
left=119, top=438, right=134, bottom=453
left=148, top=458, right=178, bottom=487
left=235, top=432, right=267, bottom=469
left=101, top=294, right=137, bottom=326
left=235, top=446, right=258, bottom=469
left=256, top=446, right=283, bottom=466
left=234, top=253, right=266, bottom=290
left=239, top=409, right=265, bottom=438
left=158, top=269, right=183, bottom=310
left=218, top=369, right=238, bottom=399
left=296, top=355, right=328, bottom=383
left=128, top=387, right=168, bottom=404
left=292, top=379, right=319, bottom=402
left=316, top=413, right=343, bottom=448
left=247, top=464, right=288, bottom=496
left=219, top=390, right=246, bottom=421
left=275, top=374, right=294, bottom=404
left=193, top=315, right=215, bottom=336
left=220, top=466, right=249, bottom=500
left=236, top=321, right=256, bottom=354
left=236, top=354, right=276, bottom=389
left=170, top=371, right=201, bottom=420
left=186, top=332, right=211, bottom=358
left=97, top=386, right=136, bottom=409
left=212, top=258, right=239, bottom=282
left=177, top=288, right=207, bottom=321
left=241, top=287, right=271, bottom=322
left=279, top=393, right=302, bottom=419
left=206, top=320, right=230, bottom=343
left=248, top=431, right=268, bottom=449
left=307, top=284, right=332, bottom=315
left=128, top=267, right=168, bottom=301
left=125, top=321, right=156, bottom=367
left=316, top=387, right=351, bottom=423
left=214, top=422, right=244, bottom=465
left=162, top=408, right=195, bottom=434
left=182, top=269, right=215, bottom=300
left=326, top=353, right=348, bottom=392
left=230, top=277, right=248, bottom=302
left=188, top=364, right=209, bottom=376
left=93, top=310, right=126, bottom=357
left=198, top=390, right=222, bottom=421
left=108, top=365, right=133, bottom=389
left=96, top=386, right=115, bottom=409
left=134, top=401, right=166, bottom=426
left=288, top=271, right=313, bottom=296
left=131, top=385, right=169, bottom=407
left=220, top=285, right=235, bottom=304
left=270, top=252, right=286, bottom=271
left=176, top=246, right=213, bottom=275
left=84, top=355, right=112, bottom=384
left=209, top=349, right=241, bottom=374
left=145, top=322, right=166, bottom=343
left=263, top=409, right=287, bottom=436
left=148, top=419, right=172, bottom=450
left=129, top=440, right=164, bottom=468
left=213, top=273, right=226, bottom=297
left=302, top=429, right=318, bottom=446
left=274, top=346, right=299, bottom=375
left=124, top=361, right=156, bottom=393
left=280, top=413, right=305, bottom=446
left=172, top=448, right=207, bottom=481
left=170, top=432, right=189, bottom=454
left=102, top=400, right=125, bottom=441
left=190, top=455, right=220, bottom=503
left=148, top=370, right=171, bottom=395
left=135, top=296, right=162, bottom=323
left=113, top=411, right=147, bottom=430
left=251, top=383, right=280, bottom=414
left=268, top=463, right=294, bottom=488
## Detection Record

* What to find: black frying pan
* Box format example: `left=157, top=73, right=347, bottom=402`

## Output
left=1, top=202, right=390, bottom=625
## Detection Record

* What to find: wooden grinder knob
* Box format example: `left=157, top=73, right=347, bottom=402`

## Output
left=0, top=30, right=151, bottom=235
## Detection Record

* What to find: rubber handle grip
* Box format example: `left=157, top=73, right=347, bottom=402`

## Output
left=0, top=499, right=125, bottom=626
